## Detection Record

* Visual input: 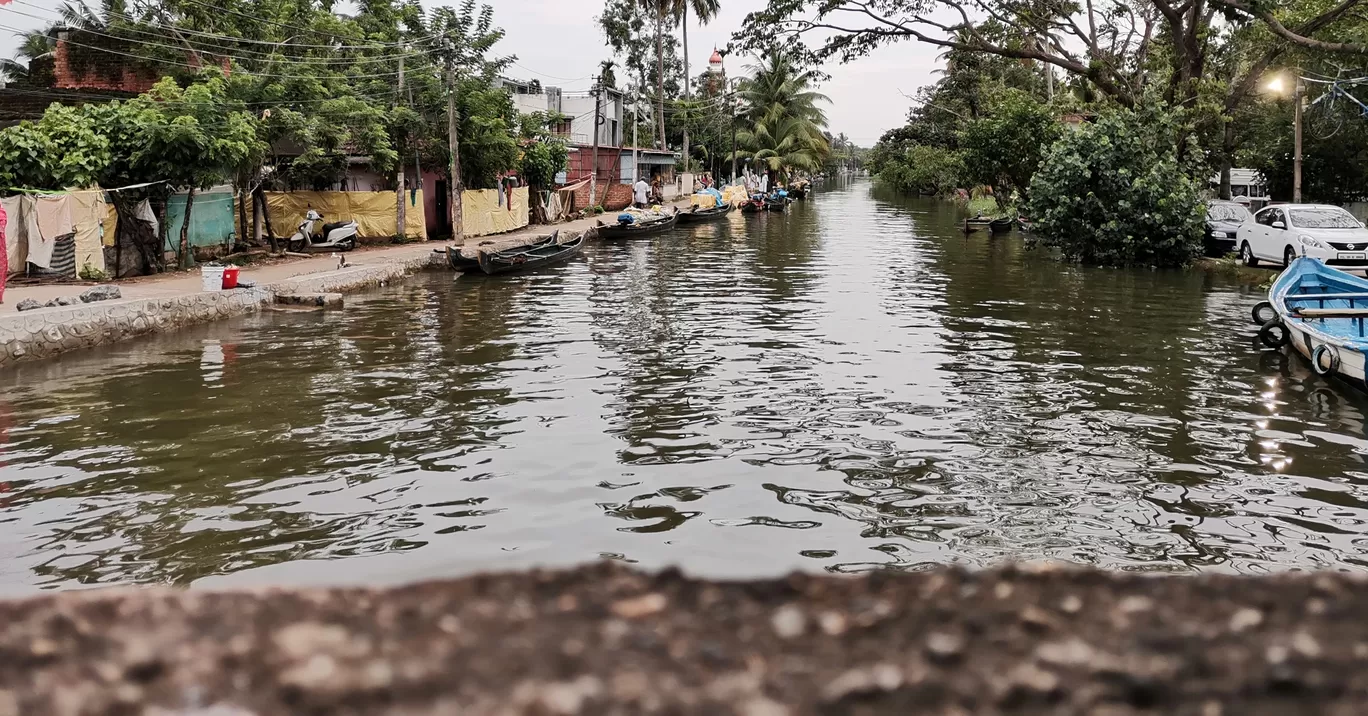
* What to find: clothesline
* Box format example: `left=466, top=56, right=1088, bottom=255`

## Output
left=1, top=180, right=171, bottom=196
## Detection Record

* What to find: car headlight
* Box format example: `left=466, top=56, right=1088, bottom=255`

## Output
left=1211, top=230, right=1229, bottom=238
left=1298, top=234, right=1329, bottom=250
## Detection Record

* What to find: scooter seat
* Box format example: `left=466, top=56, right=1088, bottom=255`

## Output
left=321, top=221, right=352, bottom=235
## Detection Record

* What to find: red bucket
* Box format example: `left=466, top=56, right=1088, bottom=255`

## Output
left=221, top=266, right=240, bottom=289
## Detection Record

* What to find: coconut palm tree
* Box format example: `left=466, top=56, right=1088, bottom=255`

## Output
left=678, top=0, right=719, bottom=99
left=677, top=0, right=718, bottom=172
left=732, top=52, right=831, bottom=182
left=733, top=106, right=829, bottom=183
left=737, top=53, right=829, bottom=128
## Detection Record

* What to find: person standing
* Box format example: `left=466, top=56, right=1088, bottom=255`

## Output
left=633, top=176, right=650, bottom=209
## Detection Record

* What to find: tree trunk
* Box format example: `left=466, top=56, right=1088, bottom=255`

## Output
left=178, top=187, right=196, bottom=269
left=252, top=185, right=265, bottom=250
left=449, top=66, right=465, bottom=244
left=530, top=186, right=549, bottom=225
left=1220, top=122, right=1235, bottom=200
left=682, top=7, right=691, bottom=171
left=236, top=184, right=248, bottom=252
left=682, top=6, right=691, bottom=99
left=254, top=187, right=279, bottom=253
left=656, top=12, right=666, bottom=150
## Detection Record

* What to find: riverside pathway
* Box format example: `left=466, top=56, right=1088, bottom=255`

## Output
left=0, top=203, right=688, bottom=315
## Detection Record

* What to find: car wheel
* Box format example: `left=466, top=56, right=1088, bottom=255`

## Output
left=1284, top=246, right=1297, bottom=267
left=1241, top=242, right=1259, bottom=267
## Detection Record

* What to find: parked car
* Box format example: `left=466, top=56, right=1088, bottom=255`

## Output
left=1239, top=204, right=1368, bottom=271
left=1204, top=200, right=1251, bottom=256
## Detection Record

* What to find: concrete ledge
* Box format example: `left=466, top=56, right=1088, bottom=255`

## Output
left=0, top=255, right=432, bottom=368
left=1, top=563, right=1366, bottom=714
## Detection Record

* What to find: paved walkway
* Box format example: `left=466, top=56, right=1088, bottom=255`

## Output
left=0, top=204, right=686, bottom=315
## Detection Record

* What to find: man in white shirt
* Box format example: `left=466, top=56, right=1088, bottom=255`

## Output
left=759, top=173, right=769, bottom=194
left=633, top=177, right=650, bottom=208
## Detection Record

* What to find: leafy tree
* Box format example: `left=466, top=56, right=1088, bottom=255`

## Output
left=1028, top=107, right=1205, bottom=268
left=600, top=0, right=684, bottom=149
left=0, top=105, right=111, bottom=191
left=134, top=76, right=259, bottom=268
left=1241, top=90, right=1368, bottom=205
left=958, top=90, right=1061, bottom=206
left=519, top=112, right=570, bottom=224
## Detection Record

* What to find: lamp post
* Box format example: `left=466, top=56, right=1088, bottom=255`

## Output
left=1268, top=73, right=1305, bottom=203
left=1294, top=75, right=1305, bottom=203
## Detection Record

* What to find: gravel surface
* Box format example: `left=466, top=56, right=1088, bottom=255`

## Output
left=1, top=562, right=1366, bottom=715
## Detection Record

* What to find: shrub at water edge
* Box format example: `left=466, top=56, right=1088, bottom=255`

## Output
left=1027, top=109, right=1205, bottom=268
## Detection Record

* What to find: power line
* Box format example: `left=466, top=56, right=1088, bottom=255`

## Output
left=169, top=0, right=440, bottom=48
left=0, top=22, right=412, bottom=80
left=4, top=4, right=424, bottom=67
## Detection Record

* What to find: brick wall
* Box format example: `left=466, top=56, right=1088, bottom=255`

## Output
left=50, top=34, right=231, bottom=93
left=569, top=182, right=633, bottom=212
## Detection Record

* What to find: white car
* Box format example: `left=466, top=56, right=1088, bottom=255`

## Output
left=1239, top=204, right=1368, bottom=270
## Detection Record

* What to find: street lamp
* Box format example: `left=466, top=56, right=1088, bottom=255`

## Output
left=1267, top=72, right=1306, bottom=203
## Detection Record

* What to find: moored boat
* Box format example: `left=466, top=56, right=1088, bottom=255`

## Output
left=477, top=231, right=581, bottom=275
left=446, top=232, right=559, bottom=272
left=677, top=203, right=734, bottom=224
left=741, top=199, right=766, bottom=214
left=597, top=210, right=679, bottom=239
left=1260, top=257, right=1368, bottom=388
left=989, top=217, right=1014, bottom=234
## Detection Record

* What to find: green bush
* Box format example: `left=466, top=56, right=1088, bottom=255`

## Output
left=875, top=145, right=965, bottom=196
left=1027, top=108, right=1204, bottom=268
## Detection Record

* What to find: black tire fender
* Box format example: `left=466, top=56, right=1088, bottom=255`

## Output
left=1251, top=301, right=1277, bottom=326
left=1312, top=344, right=1341, bottom=376
left=1259, top=319, right=1290, bottom=349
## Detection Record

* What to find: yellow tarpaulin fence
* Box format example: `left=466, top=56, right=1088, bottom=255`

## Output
left=461, top=187, right=528, bottom=238
left=262, top=190, right=427, bottom=241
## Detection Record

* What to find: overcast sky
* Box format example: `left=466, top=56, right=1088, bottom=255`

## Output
left=0, top=0, right=942, bottom=145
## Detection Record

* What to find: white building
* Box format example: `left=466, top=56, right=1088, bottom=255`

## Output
left=497, top=77, right=622, bottom=147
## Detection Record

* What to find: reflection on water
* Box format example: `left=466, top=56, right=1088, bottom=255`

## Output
left=3, top=179, right=1368, bottom=594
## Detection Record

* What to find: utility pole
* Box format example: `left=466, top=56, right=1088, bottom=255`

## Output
left=590, top=83, right=602, bottom=209
left=1294, top=75, right=1305, bottom=203
left=395, top=52, right=405, bottom=241
left=730, top=82, right=737, bottom=183
left=448, top=65, right=464, bottom=244
left=632, top=87, right=640, bottom=186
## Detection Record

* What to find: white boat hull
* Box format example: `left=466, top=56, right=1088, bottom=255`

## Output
left=1282, top=311, right=1368, bottom=387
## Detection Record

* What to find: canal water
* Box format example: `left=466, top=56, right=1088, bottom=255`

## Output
left=2, top=179, right=1366, bottom=594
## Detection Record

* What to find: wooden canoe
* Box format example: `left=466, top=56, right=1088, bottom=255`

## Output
left=477, top=231, right=581, bottom=275
left=676, top=203, right=734, bottom=224
left=597, top=211, right=679, bottom=239
left=447, top=232, right=558, bottom=272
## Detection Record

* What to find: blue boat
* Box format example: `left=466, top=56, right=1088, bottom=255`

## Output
left=1261, top=257, right=1368, bottom=387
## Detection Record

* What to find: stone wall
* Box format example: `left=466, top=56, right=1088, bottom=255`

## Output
left=3, top=562, right=1368, bottom=714
left=0, top=254, right=438, bottom=369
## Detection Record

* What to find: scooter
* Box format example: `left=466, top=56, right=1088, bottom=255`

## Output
left=288, top=209, right=358, bottom=253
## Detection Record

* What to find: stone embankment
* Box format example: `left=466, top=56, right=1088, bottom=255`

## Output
left=0, top=251, right=434, bottom=368
left=1, top=562, right=1365, bottom=715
